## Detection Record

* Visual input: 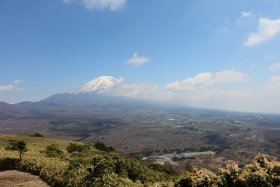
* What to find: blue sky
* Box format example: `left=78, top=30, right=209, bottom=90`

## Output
left=1, top=0, right=280, bottom=113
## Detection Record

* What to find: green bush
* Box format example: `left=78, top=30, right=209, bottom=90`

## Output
left=5, top=140, right=27, bottom=160
left=94, top=141, right=114, bottom=152
left=82, top=156, right=115, bottom=186
left=41, top=144, right=64, bottom=158
left=0, top=158, right=20, bottom=171
left=149, top=163, right=177, bottom=175
left=114, top=158, right=129, bottom=177
left=66, top=143, right=90, bottom=154
left=30, top=133, right=44, bottom=137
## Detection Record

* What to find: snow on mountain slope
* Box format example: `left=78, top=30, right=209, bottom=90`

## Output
left=74, top=76, right=122, bottom=93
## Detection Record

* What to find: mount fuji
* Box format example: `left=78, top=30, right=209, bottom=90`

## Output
left=14, top=76, right=161, bottom=116
left=73, top=76, right=122, bottom=94
left=37, top=76, right=125, bottom=105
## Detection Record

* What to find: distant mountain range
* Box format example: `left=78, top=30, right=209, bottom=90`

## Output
left=0, top=76, right=175, bottom=118
left=0, top=76, right=240, bottom=118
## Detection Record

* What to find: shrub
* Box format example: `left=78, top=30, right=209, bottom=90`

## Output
left=82, top=156, right=115, bottom=186
left=149, top=163, right=177, bottom=175
left=0, top=158, right=20, bottom=170
left=66, top=143, right=90, bottom=154
left=41, top=144, right=64, bottom=158
left=94, top=141, right=114, bottom=152
left=30, top=133, right=44, bottom=137
left=114, top=158, right=129, bottom=177
left=175, top=172, right=193, bottom=187
left=5, top=140, right=27, bottom=160
left=175, top=154, right=280, bottom=187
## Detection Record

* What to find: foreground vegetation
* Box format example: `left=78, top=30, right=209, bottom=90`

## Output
left=1, top=134, right=280, bottom=186
left=0, top=134, right=172, bottom=187
left=176, top=154, right=280, bottom=187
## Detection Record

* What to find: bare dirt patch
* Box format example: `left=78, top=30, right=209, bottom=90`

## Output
left=0, top=170, right=49, bottom=187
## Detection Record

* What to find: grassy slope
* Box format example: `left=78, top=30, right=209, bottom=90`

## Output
left=2, top=134, right=280, bottom=187
left=0, top=134, right=173, bottom=187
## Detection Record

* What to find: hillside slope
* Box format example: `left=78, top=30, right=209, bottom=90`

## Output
left=0, top=134, right=172, bottom=187
left=1, top=134, right=280, bottom=187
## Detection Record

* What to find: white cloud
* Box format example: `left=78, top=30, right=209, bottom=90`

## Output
left=66, top=71, right=280, bottom=113
left=245, top=17, right=280, bottom=46
left=0, top=80, right=24, bottom=92
left=108, top=83, right=166, bottom=100
left=62, top=0, right=74, bottom=3
left=62, top=0, right=126, bottom=10
left=267, top=75, right=280, bottom=90
left=165, top=69, right=248, bottom=92
left=127, top=53, right=150, bottom=67
left=235, top=11, right=254, bottom=25
left=68, top=69, right=280, bottom=113
left=98, top=69, right=259, bottom=112
left=268, top=63, right=280, bottom=71
left=83, top=0, right=126, bottom=10
left=241, top=11, right=253, bottom=18
left=248, top=75, right=280, bottom=113
left=0, top=84, right=18, bottom=91
left=13, top=80, right=25, bottom=84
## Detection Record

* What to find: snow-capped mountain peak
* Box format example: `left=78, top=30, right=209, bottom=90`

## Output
left=74, top=76, right=122, bottom=93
